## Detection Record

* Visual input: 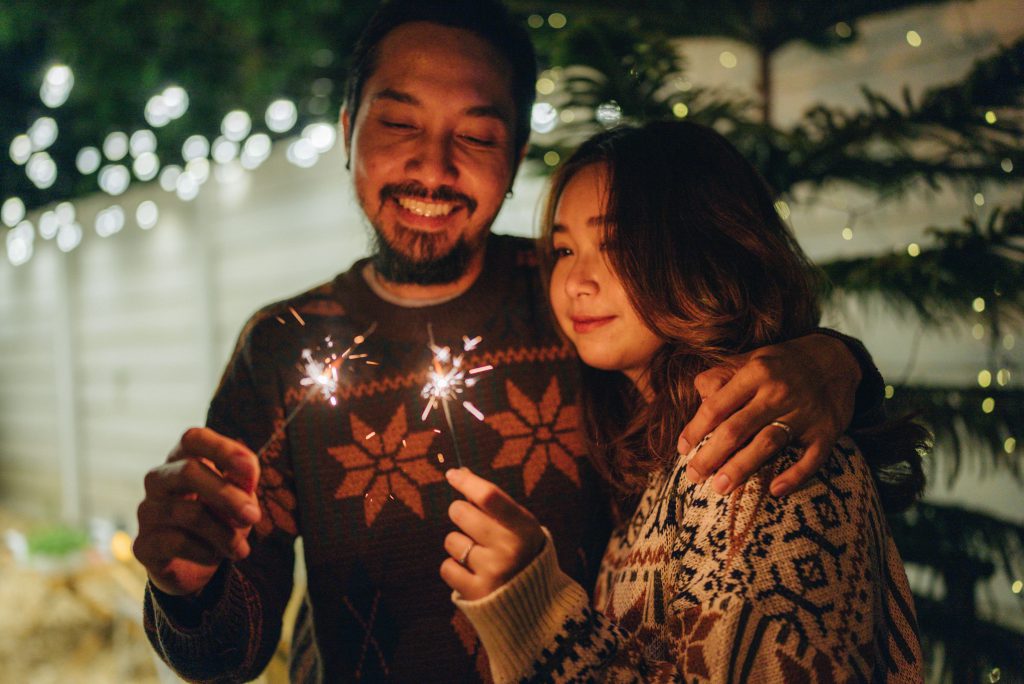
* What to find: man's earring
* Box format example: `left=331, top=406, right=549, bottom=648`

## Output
left=505, top=189, right=514, bottom=199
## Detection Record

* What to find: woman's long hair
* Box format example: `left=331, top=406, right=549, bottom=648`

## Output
left=540, top=120, right=926, bottom=512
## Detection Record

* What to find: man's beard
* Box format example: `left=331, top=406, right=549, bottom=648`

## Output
left=369, top=181, right=482, bottom=285
left=371, top=223, right=475, bottom=285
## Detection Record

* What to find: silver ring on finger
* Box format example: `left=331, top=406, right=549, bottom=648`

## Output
left=766, top=420, right=793, bottom=445
left=457, top=540, right=476, bottom=566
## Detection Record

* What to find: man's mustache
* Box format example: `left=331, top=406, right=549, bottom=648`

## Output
left=380, top=181, right=478, bottom=215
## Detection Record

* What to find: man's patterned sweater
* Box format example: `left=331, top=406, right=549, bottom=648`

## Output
left=143, top=234, right=616, bottom=682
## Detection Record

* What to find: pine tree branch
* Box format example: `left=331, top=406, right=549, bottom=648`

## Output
left=885, top=385, right=1023, bottom=485
left=820, top=199, right=1024, bottom=330
left=767, top=38, right=1024, bottom=192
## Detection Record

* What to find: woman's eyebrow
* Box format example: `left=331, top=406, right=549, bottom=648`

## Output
left=551, top=215, right=608, bottom=235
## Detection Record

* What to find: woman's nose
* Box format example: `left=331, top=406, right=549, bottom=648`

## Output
left=564, top=255, right=599, bottom=298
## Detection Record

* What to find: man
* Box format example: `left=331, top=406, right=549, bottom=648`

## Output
left=134, top=1, right=880, bottom=681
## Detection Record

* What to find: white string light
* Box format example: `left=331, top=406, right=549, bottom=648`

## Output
left=103, top=132, right=129, bottom=161
left=95, top=205, right=125, bottom=237
left=9, top=135, right=32, bottom=165
left=38, top=210, right=59, bottom=239
left=221, top=110, right=252, bottom=142
left=265, top=99, right=298, bottom=133
left=2, top=197, right=26, bottom=227
left=26, top=152, right=58, bottom=189
left=136, top=200, right=159, bottom=230
left=41, top=64, right=74, bottom=108
left=303, top=123, right=336, bottom=154
left=98, top=164, right=130, bottom=195
left=28, top=117, right=59, bottom=151
left=129, top=129, right=157, bottom=157
left=6, top=220, right=34, bottom=266
left=56, top=221, right=82, bottom=253
left=76, top=147, right=101, bottom=175
left=531, top=103, right=558, bottom=134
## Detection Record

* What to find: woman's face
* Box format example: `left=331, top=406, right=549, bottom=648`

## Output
left=549, top=164, right=663, bottom=391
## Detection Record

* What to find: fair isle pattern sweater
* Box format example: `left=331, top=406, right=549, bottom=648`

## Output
left=455, top=437, right=923, bottom=683
left=143, top=234, right=616, bottom=682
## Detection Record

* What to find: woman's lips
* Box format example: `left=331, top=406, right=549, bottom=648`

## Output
left=571, top=315, right=615, bottom=333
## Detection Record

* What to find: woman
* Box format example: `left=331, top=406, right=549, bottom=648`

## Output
left=439, top=121, right=926, bottom=682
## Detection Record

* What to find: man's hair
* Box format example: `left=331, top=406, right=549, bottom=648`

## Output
left=344, top=0, right=537, bottom=155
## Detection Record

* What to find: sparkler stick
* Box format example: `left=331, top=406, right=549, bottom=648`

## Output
left=256, top=322, right=377, bottom=458
left=419, top=324, right=493, bottom=468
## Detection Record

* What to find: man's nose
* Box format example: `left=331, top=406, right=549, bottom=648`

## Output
left=405, top=133, right=458, bottom=186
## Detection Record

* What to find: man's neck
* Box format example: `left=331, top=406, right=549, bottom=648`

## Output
left=363, top=249, right=487, bottom=307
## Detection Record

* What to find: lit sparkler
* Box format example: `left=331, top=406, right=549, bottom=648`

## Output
left=419, top=324, right=493, bottom=468
left=256, top=322, right=377, bottom=458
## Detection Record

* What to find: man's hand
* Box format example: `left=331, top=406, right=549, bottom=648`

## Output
left=440, top=468, right=546, bottom=601
left=134, top=427, right=262, bottom=597
left=679, top=333, right=860, bottom=497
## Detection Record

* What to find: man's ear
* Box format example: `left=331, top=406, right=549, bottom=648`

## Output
left=507, top=143, right=529, bottom=192
left=341, top=109, right=353, bottom=169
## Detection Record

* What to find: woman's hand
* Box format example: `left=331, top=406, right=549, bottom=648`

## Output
left=440, top=468, right=546, bottom=601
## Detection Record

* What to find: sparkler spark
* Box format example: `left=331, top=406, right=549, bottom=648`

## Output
left=419, top=325, right=492, bottom=468
left=256, top=321, right=377, bottom=458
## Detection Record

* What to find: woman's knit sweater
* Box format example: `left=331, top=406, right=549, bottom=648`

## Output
left=455, top=437, right=923, bottom=683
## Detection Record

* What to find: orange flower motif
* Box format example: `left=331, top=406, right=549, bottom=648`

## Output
left=676, top=605, right=722, bottom=679
left=485, top=377, right=584, bottom=495
left=329, top=405, right=439, bottom=526
left=255, top=406, right=298, bottom=537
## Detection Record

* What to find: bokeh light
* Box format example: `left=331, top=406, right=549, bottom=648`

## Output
left=129, top=129, right=157, bottom=157
left=95, top=205, right=125, bottom=237
left=41, top=64, right=74, bottom=108
left=531, top=103, right=558, bottom=134
left=136, top=200, right=159, bottom=230
left=56, top=221, right=83, bottom=253
left=27, top=152, right=58, bottom=189
left=595, top=101, right=622, bottom=127
left=98, top=164, right=131, bottom=195
left=133, top=152, right=160, bottom=181
left=6, top=220, right=35, bottom=266
left=9, top=135, right=32, bottom=165
left=28, top=117, right=59, bottom=151
left=103, top=132, right=129, bottom=161
left=76, top=146, right=102, bottom=175
left=2, top=197, right=26, bottom=227
left=39, top=210, right=59, bottom=239
left=266, top=99, right=298, bottom=133
left=241, top=134, right=272, bottom=170
left=182, top=134, right=210, bottom=162
left=222, top=110, right=252, bottom=142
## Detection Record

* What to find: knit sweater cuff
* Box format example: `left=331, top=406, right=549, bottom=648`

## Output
left=144, top=563, right=263, bottom=679
left=453, top=528, right=589, bottom=684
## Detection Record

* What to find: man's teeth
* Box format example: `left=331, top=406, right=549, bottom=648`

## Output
left=396, top=197, right=456, bottom=217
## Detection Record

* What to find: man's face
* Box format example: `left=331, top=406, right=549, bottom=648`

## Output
left=344, top=22, right=521, bottom=284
